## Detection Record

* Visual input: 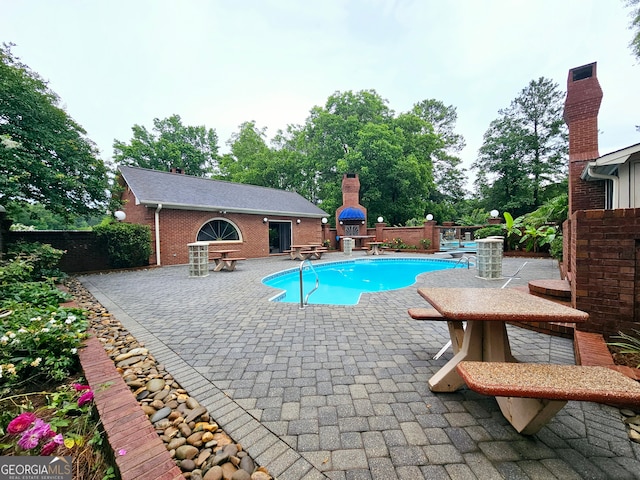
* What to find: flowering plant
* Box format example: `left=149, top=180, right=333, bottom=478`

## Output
left=0, top=306, right=88, bottom=385
left=2, top=383, right=93, bottom=456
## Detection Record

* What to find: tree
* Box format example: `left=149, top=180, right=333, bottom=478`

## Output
left=409, top=99, right=468, bottom=217
left=627, top=0, right=640, bottom=60
left=287, top=90, right=443, bottom=225
left=472, top=77, right=567, bottom=217
left=113, top=114, right=219, bottom=176
left=218, top=121, right=300, bottom=190
left=0, top=44, right=109, bottom=218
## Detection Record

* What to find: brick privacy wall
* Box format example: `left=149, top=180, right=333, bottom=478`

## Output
left=6, top=230, right=111, bottom=273
left=571, top=208, right=639, bottom=340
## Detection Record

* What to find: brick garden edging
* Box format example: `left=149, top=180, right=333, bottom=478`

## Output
left=79, top=336, right=186, bottom=480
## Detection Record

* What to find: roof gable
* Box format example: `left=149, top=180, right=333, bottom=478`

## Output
left=118, top=166, right=328, bottom=217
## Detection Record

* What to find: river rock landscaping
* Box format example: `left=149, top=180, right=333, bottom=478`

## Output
left=67, top=278, right=272, bottom=480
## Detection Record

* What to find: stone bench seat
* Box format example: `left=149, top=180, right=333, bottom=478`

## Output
left=456, top=361, right=640, bottom=434
left=408, top=308, right=464, bottom=357
left=407, top=308, right=444, bottom=320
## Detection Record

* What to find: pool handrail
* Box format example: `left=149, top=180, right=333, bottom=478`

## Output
left=299, top=259, right=319, bottom=309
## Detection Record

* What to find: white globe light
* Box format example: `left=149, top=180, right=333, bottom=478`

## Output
left=322, top=217, right=328, bottom=224
left=377, top=216, right=383, bottom=223
left=114, top=210, right=126, bottom=221
left=490, top=209, right=499, bottom=218
left=426, top=214, right=434, bottom=221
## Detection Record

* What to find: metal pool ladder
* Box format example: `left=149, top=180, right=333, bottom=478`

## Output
left=456, top=255, right=476, bottom=269
left=299, top=259, right=319, bottom=309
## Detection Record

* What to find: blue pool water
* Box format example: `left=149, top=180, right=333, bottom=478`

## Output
left=262, top=257, right=467, bottom=306
left=440, top=241, right=477, bottom=251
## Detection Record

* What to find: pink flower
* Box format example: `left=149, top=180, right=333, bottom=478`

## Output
left=7, top=412, right=36, bottom=435
left=18, top=419, right=51, bottom=450
left=40, top=440, right=58, bottom=456
left=52, top=433, right=64, bottom=445
left=73, top=383, right=91, bottom=391
left=78, top=390, right=94, bottom=407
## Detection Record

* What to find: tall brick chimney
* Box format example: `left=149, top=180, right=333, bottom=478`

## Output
left=342, top=173, right=360, bottom=206
left=563, top=62, right=605, bottom=214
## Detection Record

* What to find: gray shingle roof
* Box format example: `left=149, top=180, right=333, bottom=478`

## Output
left=118, top=165, right=328, bottom=217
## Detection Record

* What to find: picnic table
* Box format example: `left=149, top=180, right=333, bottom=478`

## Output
left=365, top=242, right=385, bottom=255
left=414, top=287, right=610, bottom=434
left=209, top=249, right=245, bottom=271
left=286, top=244, right=325, bottom=260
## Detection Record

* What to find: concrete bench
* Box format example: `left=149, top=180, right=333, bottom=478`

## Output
left=408, top=308, right=464, bottom=357
left=456, top=361, right=640, bottom=434
left=213, top=257, right=246, bottom=272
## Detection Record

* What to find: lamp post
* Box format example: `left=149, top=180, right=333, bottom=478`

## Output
left=114, top=210, right=126, bottom=222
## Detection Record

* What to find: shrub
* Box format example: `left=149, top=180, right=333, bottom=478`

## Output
left=6, top=242, right=65, bottom=280
left=94, top=222, right=152, bottom=268
left=473, top=225, right=504, bottom=239
left=419, top=238, right=432, bottom=249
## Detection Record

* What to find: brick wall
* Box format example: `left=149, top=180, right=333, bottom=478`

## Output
left=121, top=196, right=325, bottom=266
left=571, top=208, right=639, bottom=339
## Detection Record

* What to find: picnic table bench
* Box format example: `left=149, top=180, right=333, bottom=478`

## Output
left=456, top=361, right=640, bottom=434
left=408, top=307, right=464, bottom=357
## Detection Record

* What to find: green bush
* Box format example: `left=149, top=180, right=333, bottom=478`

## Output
left=549, top=235, right=563, bottom=260
left=473, top=225, right=504, bottom=239
left=6, top=242, right=65, bottom=280
left=94, top=222, right=152, bottom=268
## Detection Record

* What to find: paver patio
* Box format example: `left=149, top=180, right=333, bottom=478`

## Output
left=80, top=254, right=640, bottom=479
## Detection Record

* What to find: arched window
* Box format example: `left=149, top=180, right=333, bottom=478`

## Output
left=197, top=219, right=241, bottom=242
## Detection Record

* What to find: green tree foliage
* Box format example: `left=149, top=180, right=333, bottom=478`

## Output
left=627, top=0, right=640, bottom=60
left=6, top=202, right=101, bottom=230
left=278, top=90, right=448, bottom=225
left=0, top=44, right=109, bottom=218
left=218, top=121, right=299, bottom=189
left=113, top=114, right=219, bottom=176
left=473, top=77, right=568, bottom=218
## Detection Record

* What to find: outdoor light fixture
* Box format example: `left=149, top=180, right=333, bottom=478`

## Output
left=114, top=210, right=126, bottom=221
left=490, top=209, right=499, bottom=218
left=296, top=219, right=301, bottom=224
left=322, top=217, right=328, bottom=224
left=263, top=217, right=268, bottom=223
left=377, top=216, right=383, bottom=223
left=339, top=221, right=343, bottom=225
left=426, top=214, right=434, bottom=221
left=361, top=220, right=365, bottom=225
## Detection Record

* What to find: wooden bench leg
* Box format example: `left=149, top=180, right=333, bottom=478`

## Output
left=429, top=320, right=516, bottom=393
left=495, top=396, right=567, bottom=435
left=447, top=321, right=464, bottom=354
left=429, top=321, right=484, bottom=392
left=213, top=259, right=224, bottom=272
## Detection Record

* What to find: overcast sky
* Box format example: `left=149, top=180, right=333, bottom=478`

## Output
left=2, top=0, right=639, bottom=190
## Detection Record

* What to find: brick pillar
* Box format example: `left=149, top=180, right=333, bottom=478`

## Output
left=563, top=62, right=605, bottom=215
left=423, top=220, right=439, bottom=250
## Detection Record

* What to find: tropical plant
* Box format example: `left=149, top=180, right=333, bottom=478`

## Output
left=608, top=330, right=640, bottom=368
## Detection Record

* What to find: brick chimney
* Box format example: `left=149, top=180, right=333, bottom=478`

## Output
left=341, top=173, right=360, bottom=206
left=563, top=62, right=605, bottom=214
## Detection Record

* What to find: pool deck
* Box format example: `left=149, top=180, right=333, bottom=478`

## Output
left=80, top=253, right=640, bottom=479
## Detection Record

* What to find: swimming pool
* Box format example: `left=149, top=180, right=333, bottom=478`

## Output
left=262, top=257, right=467, bottom=305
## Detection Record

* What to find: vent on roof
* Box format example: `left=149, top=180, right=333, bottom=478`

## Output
left=572, top=64, right=593, bottom=82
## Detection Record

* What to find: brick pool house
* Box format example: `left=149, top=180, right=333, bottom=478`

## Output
left=562, top=62, right=640, bottom=340
left=116, top=165, right=328, bottom=266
